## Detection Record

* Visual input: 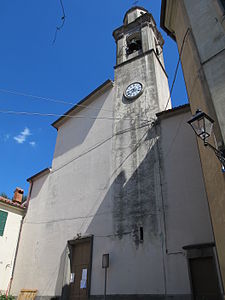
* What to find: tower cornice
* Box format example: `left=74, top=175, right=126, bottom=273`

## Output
left=113, top=13, right=164, bottom=47
left=123, top=6, right=149, bottom=24
left=114, top=48, right=168, bottom=78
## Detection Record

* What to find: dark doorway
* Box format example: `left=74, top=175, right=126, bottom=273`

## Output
left=68, top=237, right=93, bottom=300
left=184, top=244, right=222, bottom=300
left=189, top=256, right=221, bottom=299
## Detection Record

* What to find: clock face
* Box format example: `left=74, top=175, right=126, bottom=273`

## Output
left=124, top=82, right=143, bottom=99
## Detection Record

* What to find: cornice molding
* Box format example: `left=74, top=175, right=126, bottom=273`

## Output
left=113, top=13, right=164, bottom=47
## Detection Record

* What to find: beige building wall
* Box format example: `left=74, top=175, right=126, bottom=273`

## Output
left=0, top=202, right=24, bottom=293
left=161, top=0, right=225, bottom=290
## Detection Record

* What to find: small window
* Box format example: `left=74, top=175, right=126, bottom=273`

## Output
left=154, top=38, right=161, bottom=56
left=0, top=210, right=8, bottom=236
left=126, top=32, right=142, bottom=56
left=139, top=226, right=144, bottom=242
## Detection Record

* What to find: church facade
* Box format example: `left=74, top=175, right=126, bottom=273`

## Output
left=11, top=7, right=222, bottom=299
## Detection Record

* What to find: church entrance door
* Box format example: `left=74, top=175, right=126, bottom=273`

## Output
left=189, top=256, right=222, bottom=299
left=69, top=237, right=93, bottom=300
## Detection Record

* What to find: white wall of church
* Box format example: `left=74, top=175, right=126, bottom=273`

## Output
left=158, top=108, right=214, bottom=294
left=11, top=105, right=214, bottom=298
left=11, top=86, right=115, bottom=297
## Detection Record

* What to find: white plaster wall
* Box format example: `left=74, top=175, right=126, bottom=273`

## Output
left=11, top=86, right=115, bottom=297
left=153, top=54, right=171, bottom=111
left=0, top=204, right=23, bottom=293
left=52, top=88, right=114, bottom=170
left=11, top=106, right=214, bottom=297
left=159, top=110, right=214, bottom=294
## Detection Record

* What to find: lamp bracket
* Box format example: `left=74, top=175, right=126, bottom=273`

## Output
left=204, top=142, right=225, bottom=168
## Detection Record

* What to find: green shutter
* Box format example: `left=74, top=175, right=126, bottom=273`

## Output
left=0, top=210, right=8, bottom=236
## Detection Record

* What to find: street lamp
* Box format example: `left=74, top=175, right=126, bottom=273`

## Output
left=188, top=109, right=225, bottom=169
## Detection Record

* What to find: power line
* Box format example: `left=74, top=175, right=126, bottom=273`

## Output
left=51, top=121, right=153, bottom=173
left=23, top=209, right=159, bottom=226
left=0, top=88, right=74, bottom=105
left=52, top=0, right=66, bottom=45
left=0, top=88, right=114, bottom=113
left=164, top=28, right=190, bottom=110
left=0, top=30, right=191, bottom=125
left=0, top=30, right=191, bottom=120
left=0, top=109, right=151, bottom=123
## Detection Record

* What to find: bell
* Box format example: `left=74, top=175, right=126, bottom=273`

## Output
left=129, top=39, right=139, bottom=51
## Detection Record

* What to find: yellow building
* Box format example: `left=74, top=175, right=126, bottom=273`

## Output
left=161, top=0, right=225, bottom=296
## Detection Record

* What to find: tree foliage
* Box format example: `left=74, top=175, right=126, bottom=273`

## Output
left=0, top=192, right=8, bottom=199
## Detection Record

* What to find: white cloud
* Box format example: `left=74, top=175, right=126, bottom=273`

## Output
left=21, top=128, right=30, bottom=136
left=29, top=141, right=36, bottom=147
left=14, top=127, right=31, bottom=144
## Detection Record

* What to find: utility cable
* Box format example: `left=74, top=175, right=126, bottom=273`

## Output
left=0, top=109, right=151, bottom=123
left=0, top=30, right=191, bottom=121
left=52, top=0, right=66, bottom=45
left=51, top=121, right=153, bottom=173
left=0, top=30, right=190, bottom=115
left=23, top=209, right=159, bottom=226
left=164, top=28, right=190, bottom=110
left=0, top=88, right=115, bottom=113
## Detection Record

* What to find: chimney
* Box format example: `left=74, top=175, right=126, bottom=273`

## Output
left=13, top=187, right=24, bottom=204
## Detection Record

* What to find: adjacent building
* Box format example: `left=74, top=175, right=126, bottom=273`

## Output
left=11, top=6, right=223, bottom=299
left=161, top=0, right=225, bottom=292
left=0, top=188, right=25, bottom=294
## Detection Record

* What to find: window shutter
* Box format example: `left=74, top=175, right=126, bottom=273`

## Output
left=0, top=210, right=8, bottom=236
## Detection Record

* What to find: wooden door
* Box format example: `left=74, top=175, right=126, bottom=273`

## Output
left=189, top=256, right=221, bottom=300
left=69, top=238, right=92, bottom=300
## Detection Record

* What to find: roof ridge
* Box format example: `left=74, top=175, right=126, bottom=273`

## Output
left=0, top=196, right=26, bottom=210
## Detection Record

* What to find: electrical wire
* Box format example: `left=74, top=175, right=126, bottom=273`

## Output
left=164, top=28, right=190, bottom=110
left=0, top=88, right=74, bottom=105
left=0, top=87, right=115, bottom=113
left=23, top=209, right=159, bottom=226
left=0, top=29, right=190, bottom=115
left=163, top=113, right=186, bottom=160
left=51, top=121, right=153, bottom=173
left=0, top=30, right=191, bottom=122
left=0, top=109, right=151, bottom=123
left=52, top=0, right=66, bottom=45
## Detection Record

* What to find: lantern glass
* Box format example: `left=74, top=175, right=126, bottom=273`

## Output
left=204, top=117, right=214, bottom=138
left=188, top=110, right=214, bottom=142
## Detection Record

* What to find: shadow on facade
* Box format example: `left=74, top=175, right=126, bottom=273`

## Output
left=54, top=246, right=70, bottom=300
left=85, top=124, right=160, bottom=244
left=53, top=125, right=162, bottom=298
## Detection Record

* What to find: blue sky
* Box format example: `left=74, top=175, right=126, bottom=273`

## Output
left=0, top=0, right=187, bottom=198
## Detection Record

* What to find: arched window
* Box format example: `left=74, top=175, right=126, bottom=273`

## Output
left=126, top=32, right=142, bottom=56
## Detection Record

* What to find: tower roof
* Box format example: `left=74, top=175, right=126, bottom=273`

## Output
left=123, top=6, right=149, bottom=25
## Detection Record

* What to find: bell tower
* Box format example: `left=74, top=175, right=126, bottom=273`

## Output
left=112, top=7, right=171, bottom=244
left=113, top=6, right=171, bottom=114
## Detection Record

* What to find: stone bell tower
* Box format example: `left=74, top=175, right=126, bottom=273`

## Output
left=113, top=6, right=171, bottom=116
left=111, top=7, right=171, bottom=245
